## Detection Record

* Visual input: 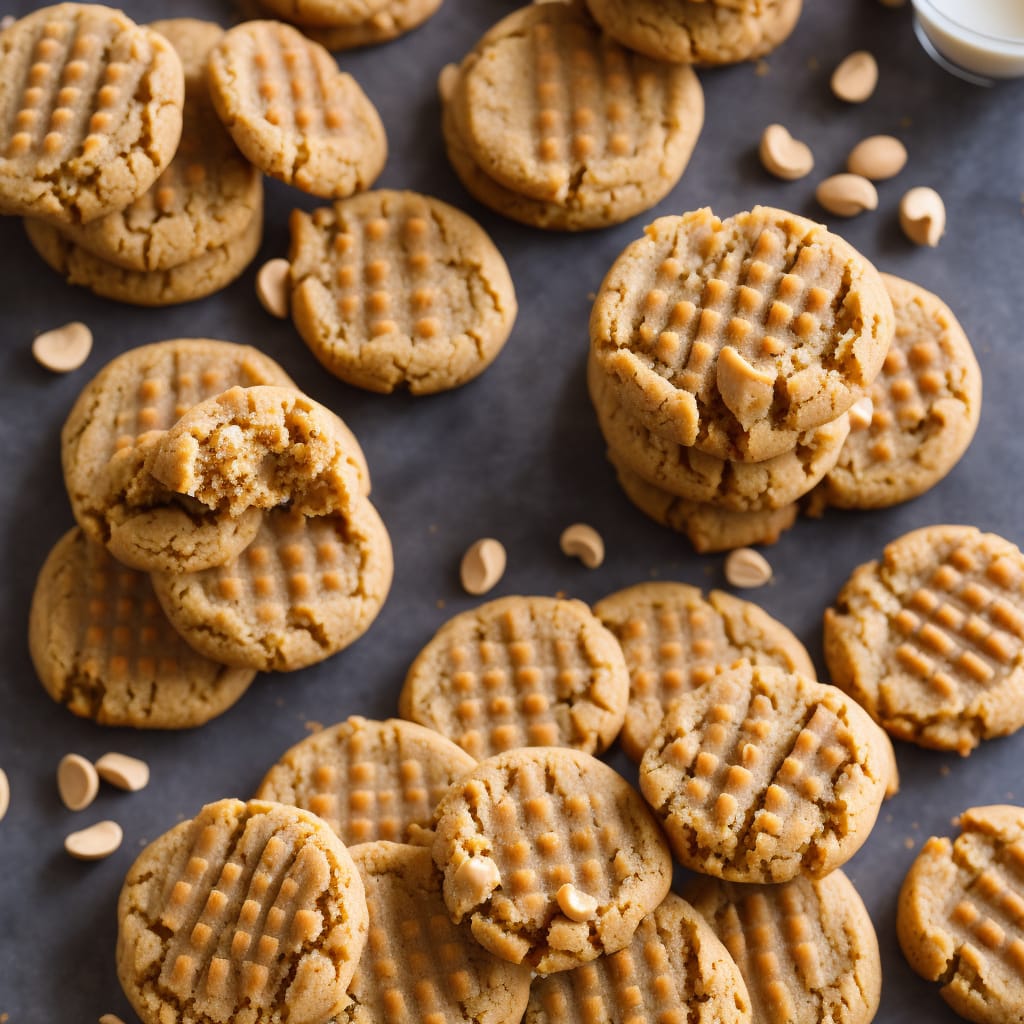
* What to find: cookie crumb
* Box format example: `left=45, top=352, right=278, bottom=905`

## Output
left=904, top=837, right=916, bottom=849
left=304, top=720, right=323, bottom=734
left=807, top=56, right=820, bottom=71
left=939, top=764, right=950, bottom=776
left=436, top=598, right=446, bottom=609
left=755, top=59, right=770, bottom=77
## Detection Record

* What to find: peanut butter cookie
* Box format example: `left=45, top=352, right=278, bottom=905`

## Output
left=302, top=0, right=444, bottom=50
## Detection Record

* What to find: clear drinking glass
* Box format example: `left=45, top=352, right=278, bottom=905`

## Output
left=912, top=0, right=1024, bottom=85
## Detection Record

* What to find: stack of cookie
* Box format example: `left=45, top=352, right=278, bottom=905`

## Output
left=29, top=339, right=392, bottom=729
left=439, top=1, right=705, bottom=231
left=255, top=0, right=444, bottom=50
left=588, top=205, right=896, bottom=552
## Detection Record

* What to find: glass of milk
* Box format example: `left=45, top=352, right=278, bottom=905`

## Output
left=912, top=0, right=1024, bottom=84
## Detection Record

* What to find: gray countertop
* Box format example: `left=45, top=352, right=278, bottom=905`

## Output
left=1, top=1, right=1022, bottom=1020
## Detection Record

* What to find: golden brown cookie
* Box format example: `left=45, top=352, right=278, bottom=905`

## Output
left=147, top=385, right=370, bottom=518
left=611, top=453, right=799, bottom=553
left=0, top=3, right=184, bottom=225
left=593, top=581, right=814, bottom=761
left=818, top=273, right=983, bottom=510
left=62, top=339, right=296, bottom=574
left=207, top=20, right=386, bottom=198
left=29, top=527, right=255, bottom=728
left=301, top=0, right=444, bottom=50
left=24, top=195, right=263, bottom=305
left=289, top=190, right=517, bottom=394
left=256, top=716, right=477, bottom=846
left=824, top=525, right=1024, bottom=756
left=639, top=661, right=890, bottom=882
left=432, top=747, right=673, bottom=973
left=585, top=0, right=803, bottom=66
left=51, top=19, right=263, bottom=272
left=686, top=870, right=882, bottom=1024
left=399, top=595, right=630, bottom=760
left=343, top=842, right=533, bottom=1024
left=898, top=805, right=1024, bottom=1024
left=259, top=0, right=390, bottom=30
left=590, top=207, right=894, bottom=461
left=589, top=351, right=851, bottom=511
left=152, top=503, right=393, bottom=672
left=526, top=892, right=752, bottom=1024
left=117, top=798, right=368, bottom=1024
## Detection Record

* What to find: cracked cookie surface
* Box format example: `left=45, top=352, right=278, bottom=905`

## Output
left=585, top=0, right=803, bottom=66
left=590, top=206, right=893, bottom=461
left=117, top=798, right=368, bottom=1024
left=289, top=190, right=517, bottom=394
left=431, top=747, right=672, bottom=974
left=686, top=869, right=881, bottom=1024
left=898, top=805, right=1024, bottom=1024
left=29, top=527, right=255, bottom=728
left=824, top=525, right=1024, bottom=756
left=208, top=20, right=386, bottom=198
left=399, top=595, right=630, bottom=760
left=593, top=581, right=814, bottom=760
left=639, top=661, right=890, bottom=882
left=0, top=3, right=184, bottom=225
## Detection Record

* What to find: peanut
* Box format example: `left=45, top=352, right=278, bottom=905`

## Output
left=460, top=538, right=507, bottom=595
left=759, top=124, right=814, bottom=181
left=95, top=752, right=149, bottom=792
left=32, top=321, right=92, bottom=372
left=58, top=753, right=99, bottom=812
left=256, top=258, right=290, bottom=319
left=557, top=883, right=599, bottom=922
left=816, top=174, right=878, bottom=217
left=65, top=820, right=123, bottom=861
left=900, top=187, right=945, bottom=247
left=560, top=523, right=605, bottom=568
left=724, top=548, right=773, bottom=589
left=831, top=50, right=878, bottom=102
left=848, top=396, right=874, bottom=431
left=0, top=767, right=9, bottom=823
left=847, top=135, right=907, bottom=180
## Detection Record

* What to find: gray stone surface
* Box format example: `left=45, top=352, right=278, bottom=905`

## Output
left=0, top=1, right=1022, bottom=1021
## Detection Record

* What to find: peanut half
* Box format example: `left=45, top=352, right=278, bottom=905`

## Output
left=557, top=883, right=599, bottom=922
left=0, top=767, right=9, bottom=823
left=831, top=51, right=879, bottom=102
left=816, top=174, right=879, bottom=217
left=560, top=523, right=605, bottom=568
left=256, top=258, right=291, bottom=319
left=900, top=187, right=945, bottom=246
left=65, top=820, right=123, bottom=861
left=724, top=548, right=773, bottom=589
left=759, top=124, right=814, bottom=181
left=32, top=321, right=93, bottom=372
left=95, top=752, right=150, bottom=792
left=460, top=538, right=507, bottom=595
left=58, top=753, right=99, bottom=812
left=847, top=135, right=907, bottom=180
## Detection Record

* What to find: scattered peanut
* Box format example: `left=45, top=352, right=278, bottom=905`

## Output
left=99, top=1015, right=128, bottom=1024
left=65, top=820, right=123, bottom=861
left=815, top=174, right=879, bottom=217
left=32, top=321, right=93, bottom=373
left=438, top=63, right=459, bottom=103
left=560, top=523, right=605, bottom=569
left=759, top=124, right=814, bottom=181
left=900, top=187, right=946, bottom=246
left=95, top=753, right=150, bottom=792
left=831, top=51, right=878, bottom=102
left=460, top=538, right=507, bottom=596
left=556, top=883, right=599, bottom=922
left=0, top=767, right=9, bottom=823
left=848, top=396, right=875, bottom=431
left=58, top=753, right=99, bottom=812
left=256, top=259, right=291, bottom=319
left=847, top=135, right=907, bottom=180
left=724, top=548, right=773, bottom=589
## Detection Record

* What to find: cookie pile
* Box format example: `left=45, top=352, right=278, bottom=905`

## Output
left=255, top=0, right=444, bottom=51
left=29, top=339, right=392, bottom=728
left=1, top=7, right=387, bottom=304
left=589, top=205, right=898, bottom=552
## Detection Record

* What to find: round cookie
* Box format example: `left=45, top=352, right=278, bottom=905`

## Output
left=593, top=581, right=814, bottom=761
left=117, top=798, right=368, bottom=1024
left=399, top=595, right=630, bottom=760
left=897, top=805, right=1024, bottom=1024
left=431, top=747, right=673, bottom=973
left=686, top=869, right=881, bottom=1024
left=148, top=385, right=370, bottom=518
left=585, top=0, right=803, bottom=66
left=29, top=528, right=255, bottom=728
left=611, top=452, right=799, bottom=553
left=820, top=273, right=983, bottom=510
left=152, top=503, right=393, bottom=672
left=207, top=20, right=386, bottom=198
left=638, top=661, right=890, bottom=883
left=24, top=205, right=263, bottom=306
left=824, top=525, right=1024, bottom=756
left=589, top=351, right=851, bottom=511
left=303, top=0, right=444, bottom=51
left=590, top=206, right=895, bottom=461
left=53, top=20, right=263, bottom=272
left=256, top=716, right=477, bottom=847
left=452, top=3, right=704, bottom=219
left=259, top=0, right=390, bottom=30
left=61, top=339, right=296, bottom=573
left=0, top=4, right=184, bottom=225
left=344, top=842, right=533, bottom=1024
left=526, top=892, right=752, bottom=1024
left=289, top=190, right=517, bottom=395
